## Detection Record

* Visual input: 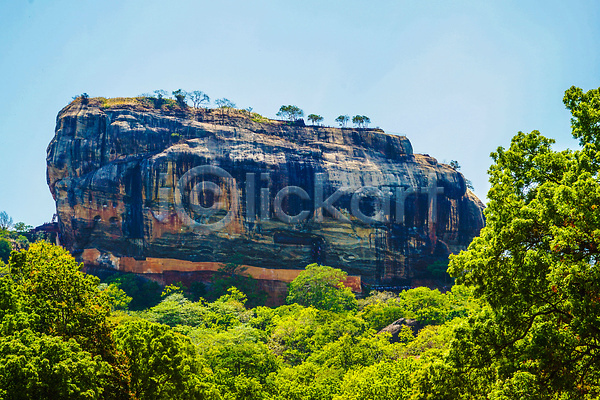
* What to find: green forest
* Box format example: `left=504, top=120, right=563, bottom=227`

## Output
left=1, top=85, right=600, bottom=399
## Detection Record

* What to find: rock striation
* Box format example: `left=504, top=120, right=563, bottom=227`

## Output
left=47, top=98, right=484, bottom=292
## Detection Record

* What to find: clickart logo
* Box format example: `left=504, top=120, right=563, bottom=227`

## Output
left=153, top=165, right=445, bottom=231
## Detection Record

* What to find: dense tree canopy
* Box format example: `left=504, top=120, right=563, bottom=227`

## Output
left=434, top=85, right=600, bottom=399
left=286, top=264, right=357, bottom=312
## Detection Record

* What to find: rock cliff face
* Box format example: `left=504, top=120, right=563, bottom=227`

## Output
left=47, top=98, right=484, bottom=291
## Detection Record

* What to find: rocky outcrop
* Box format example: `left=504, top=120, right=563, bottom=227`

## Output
left=378, top=318, right=424, bottom=342
left=47, top=98, right=484, bottom=291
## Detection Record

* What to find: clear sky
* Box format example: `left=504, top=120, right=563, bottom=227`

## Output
left=0, top=0, right=599, bottom=226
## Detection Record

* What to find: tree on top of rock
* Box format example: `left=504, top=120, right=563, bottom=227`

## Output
left=277, top=105, right=304, bottom=122
left=172, top=89, right=188, bottom=108
left=307, top=114, right=324, bottom=126
left=352, top=115, right=371, bottom=128
left=189, top=90, right=210, bottom=108
left=336, top=115, right=350, bottom=128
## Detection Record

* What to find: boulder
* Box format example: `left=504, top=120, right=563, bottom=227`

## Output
left=378, top=318, right=424, bottom=342
left=46, top=98, right=485, bottom=291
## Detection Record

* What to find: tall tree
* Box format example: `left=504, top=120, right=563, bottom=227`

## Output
left=423, top=86, right=600, bottom=399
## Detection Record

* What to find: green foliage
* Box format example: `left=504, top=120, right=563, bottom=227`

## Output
left=432, top=86, right=600, bottom=398
left=287, top=264, right=358, bottom=312
left=251, top=112, right=272, bottom=124
left=103, top=273, right=161, bottom=310
left=5, top=243, right=113, bottom=356
left=0, top=243, right=131, bottom=398
left=358, top=286, right=476, bottom=331
left=0, top=238, right=11, bottom=263
left=208, top=258, right=267, bottom=307
left=172, top=89, right=187, bottom=107
left=334, top=358, right=417, bottom=400
left=276, top=105, right=304, bottom=121
left=161, top=282, right=185, bottom=298
left=307, top=113, right=324, bottom=125
left=306, top=332, right=400, bottom=371
left=269, top=305, right=368, bottom=365
left=0, top=242, right=490, bottom=399
left=192, top=324, right=279, bottom=383
left=351, top=115, right=370, bottom=128
left=98, top=283, right=132, bottom=311
left=12, top=222, right=32, bottom=233
left=266, top=362, right=344, bottom=400
left=335, top=115, right=349, bottom=127
left=142, top=293, right=206, bottom=328
left=113, top=320, right=201, bottom=400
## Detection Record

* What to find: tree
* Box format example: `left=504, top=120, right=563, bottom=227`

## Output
left=286, top=264, right=357, bottom=312
left=0, top=243, right=131, bottom=398
left=172, top=89, right=188, bottom=108
left=335, top=115, right=350, bottom=128
left=433, top=86, right=600, bottom=398
left=0, top=238, right=11, bottom=263
left=276, top=105, right=304, bottom=122
left=0, top=211, right=13, bottom=231
left=215, top=98, right=236, bottom=109
left=98, top=283, right=132, bottom=311
left=104, top=273, right=161, bottom=310
left=113, top=320, right=201, bottom=400
left=209, top=256, right=267, bottom=307
left=352, top=115, right=371, bottom=128
left=362, top=115, right=371, bottom=128
left=189, top=90, right=210, bottom=108
left=0, top=330, right=112, bottom=400
left=307, top=114, right=324, bottom=126
left=335, top=358, right=416, bottom=400
left=13, top=222, right=32, bottom=233
left=5, top=243, right=116, bottom=358
left=352, top=115, right=364, bottom=128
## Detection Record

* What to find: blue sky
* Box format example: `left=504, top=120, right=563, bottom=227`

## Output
left=0, top=0, right=599, bottom=226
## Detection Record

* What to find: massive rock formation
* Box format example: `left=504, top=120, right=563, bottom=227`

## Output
left=47, top=97, right=484, bottom=293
